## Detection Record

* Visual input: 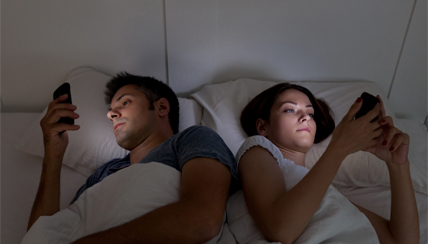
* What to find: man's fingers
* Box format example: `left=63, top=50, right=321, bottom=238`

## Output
left=46, top=123, right=80, bottom=136
left=46, top=110, right=79, bottom=125
left=54, top=94, right=69, bottom=103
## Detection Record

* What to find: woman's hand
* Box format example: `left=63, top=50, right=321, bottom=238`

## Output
left=329, top=97, right=384, bottom=157
left=364, top=96, right=409, bottom=165
left=40, top=94, right=80, bottom=159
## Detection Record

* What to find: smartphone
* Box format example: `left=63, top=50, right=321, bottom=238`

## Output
left=354, top=92, right=380, bottom=122
left=53, top=82, right=74, bottom=126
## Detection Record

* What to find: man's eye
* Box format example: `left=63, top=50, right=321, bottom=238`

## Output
left=123, top=101, right=129, bottom=106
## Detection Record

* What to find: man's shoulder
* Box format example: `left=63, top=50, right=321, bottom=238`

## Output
left=180, top=125, right=215, bottom=134
left=176, top=125, right=220, bottom=141
left=98, top=154, right=130, bottom=171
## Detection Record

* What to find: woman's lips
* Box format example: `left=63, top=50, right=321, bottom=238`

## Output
left=297, top=127, right=311, bottom=133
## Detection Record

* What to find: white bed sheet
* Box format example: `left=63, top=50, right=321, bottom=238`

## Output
left=335, top=185, right=427, bottom=244
left=2, top=113, right=427, bottom=244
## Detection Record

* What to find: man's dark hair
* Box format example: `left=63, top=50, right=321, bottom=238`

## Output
left=105, top=72, right=179, bottom=134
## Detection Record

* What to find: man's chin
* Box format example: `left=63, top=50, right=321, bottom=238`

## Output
left=117, top=140, right=134, bottom=151
left=116, top=135, right=132, bottom=150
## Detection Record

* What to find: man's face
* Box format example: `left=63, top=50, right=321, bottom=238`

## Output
left=107, top=84, right=157, bottom=150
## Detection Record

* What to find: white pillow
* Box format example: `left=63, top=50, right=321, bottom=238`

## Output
left=191, top=78, right=427, bottom=194
left=15, top=67, right=202, bottom=177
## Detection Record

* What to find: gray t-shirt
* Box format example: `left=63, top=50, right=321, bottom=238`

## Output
left=72, top=125, right=240, bottom=203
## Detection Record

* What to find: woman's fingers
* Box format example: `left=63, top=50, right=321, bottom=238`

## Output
left=378, top=116, right=394, bottom=145
left=362, top=102, right=381, bottom=123
left=343, top=97, right=364, bottom=121
left=388, top=130, right=409, bottom=152
left=377, top=95, right=386, bottom=118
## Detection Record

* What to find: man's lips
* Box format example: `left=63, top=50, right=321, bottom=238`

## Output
left=297, top=127, right=311, bottom=133
left=114, top=123, right=124, bottom=132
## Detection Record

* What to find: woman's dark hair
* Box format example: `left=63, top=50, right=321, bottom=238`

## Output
left=105, top=72, right=179, bottom=134
left=240, top=83, right=335, bottom=144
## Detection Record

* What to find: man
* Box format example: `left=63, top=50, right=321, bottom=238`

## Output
left=27, top=73, right=240, bottom=243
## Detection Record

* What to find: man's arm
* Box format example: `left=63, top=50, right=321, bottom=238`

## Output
left=27, top=155, right=62, bottom=229
left=72, top=157, right=231, bottom=244
left=27, top=94, right=80, bottom=230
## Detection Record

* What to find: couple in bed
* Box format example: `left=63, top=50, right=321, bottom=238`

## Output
left=27, top=72, right=419, bottom=243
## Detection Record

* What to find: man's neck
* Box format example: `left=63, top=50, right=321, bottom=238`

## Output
left=129, top=130, right=173, bottom=165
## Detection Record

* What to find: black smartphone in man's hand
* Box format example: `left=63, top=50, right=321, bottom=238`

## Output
left=354, top=92, right=380, bottom=122
left=53, top=82, right=74, bottom=126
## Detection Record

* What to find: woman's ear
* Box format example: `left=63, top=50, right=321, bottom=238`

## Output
left=256, top=118, right=268, bottom=136
left=156, top=98, right=170, bottom=117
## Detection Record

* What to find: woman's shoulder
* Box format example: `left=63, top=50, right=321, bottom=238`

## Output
left=236, top=136, right=284, bottom=165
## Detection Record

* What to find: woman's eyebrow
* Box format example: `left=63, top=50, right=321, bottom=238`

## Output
left=279, top=101, right=313, bottom=108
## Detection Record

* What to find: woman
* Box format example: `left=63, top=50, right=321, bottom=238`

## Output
left=237, top=83, right=419, bottom=244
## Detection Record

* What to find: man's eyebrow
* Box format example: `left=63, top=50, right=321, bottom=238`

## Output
left=116, top=93, right=131, bottom=102
left=108, top=93, right=133, bottom=111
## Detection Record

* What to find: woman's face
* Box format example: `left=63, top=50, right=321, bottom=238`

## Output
left=260, top=89, right=317, bottom=153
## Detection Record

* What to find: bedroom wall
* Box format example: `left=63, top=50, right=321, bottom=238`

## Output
left=1, top=0, right=167, bottom=112
left=388, top=0, right=427, bottom=122
left=2, top=0, right=426, bottom=122
left=166, top=0, right=426, bottom=122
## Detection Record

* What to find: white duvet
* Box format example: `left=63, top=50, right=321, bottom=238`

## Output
left=226, top=136, right=380, bottom=244
left=22, top=158, right=380, bottom=244
left=21, top=162, right=223, bottom=244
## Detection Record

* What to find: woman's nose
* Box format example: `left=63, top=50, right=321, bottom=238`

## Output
left=299, top=111, right=311, bottom=122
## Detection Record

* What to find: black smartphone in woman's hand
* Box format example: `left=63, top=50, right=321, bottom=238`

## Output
left=354, top=92, right=380, bottom=122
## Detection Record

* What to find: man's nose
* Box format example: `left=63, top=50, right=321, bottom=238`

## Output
left=107, top=109, right=121, bottom=121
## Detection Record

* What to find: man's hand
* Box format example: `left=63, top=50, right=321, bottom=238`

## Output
left=40, top=94, right=80, bottom=159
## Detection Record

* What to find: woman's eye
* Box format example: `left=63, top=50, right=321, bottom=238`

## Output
left=308, top=113, right=314, bottom=118
left=123, top=101, right=129, bottom=106
left=284, top=109, right=294, bottom=113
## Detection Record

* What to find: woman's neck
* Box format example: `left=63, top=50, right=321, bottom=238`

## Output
left=275, top=145, right=306, bottom=167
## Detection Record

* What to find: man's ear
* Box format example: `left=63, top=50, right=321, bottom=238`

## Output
left=256, top=118, right=268, bottom=136
left=156, top=98, right=170, bottom=117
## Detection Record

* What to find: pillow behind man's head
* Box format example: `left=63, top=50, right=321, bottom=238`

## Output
left=15, top=67, right=202, bottom=177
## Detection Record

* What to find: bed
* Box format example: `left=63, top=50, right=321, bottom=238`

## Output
left=1, top=67, right=427, bottom=243
left=2, top=1, right=426, bottom=243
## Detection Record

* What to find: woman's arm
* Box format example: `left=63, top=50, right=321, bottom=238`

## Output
left=239, top=145, right=348, bottom=243
left=354, top=160, right=419, bottom=244
left=239, top=98, right=384, bottom=243
left=357, top=97, right=419, bottom=244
